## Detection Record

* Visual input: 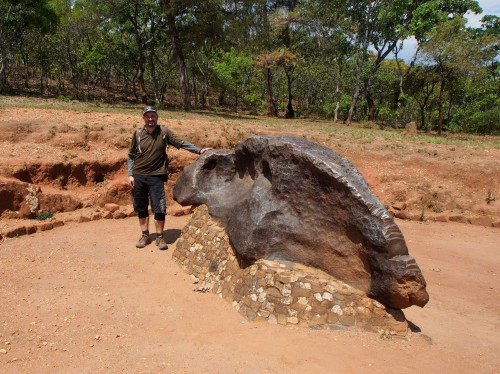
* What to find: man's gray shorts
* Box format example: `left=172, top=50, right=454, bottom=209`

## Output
left=132, top=174, right=167, bottom=218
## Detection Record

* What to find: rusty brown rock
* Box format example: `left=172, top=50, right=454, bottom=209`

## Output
left=394, top=210, right=411, bottom=220
left=392, top=202, right=407, bottom=211
left=265, top=287, right=282, bottom=300
left=52, top=220, right=64, bottom=228
left=38, top=222, right=53, bottom=231
left=99, top=182, right=131, bottom=206
left=310, top=314, right=327, bottom=326
left=339, top=315, right=356, bottom=326
left=91, top=212, right=103, bottom=221
left=327, top=312, right=340, bottom=324
left=170, top=202, right=193, bottom=217
left=432, top=214, right=449, bottom=222
left=26, top=226, right=37, bottom=235
left=104, top=203, right=120, bottom=212
left=276, top=314, right=287, bottom=325
left=112, top=210, right=127, bottom=219
left=291, top=287, right=312, bottom=298
left=6, top=226, right=27, bottom=238
left=124, top=206, right=136, bottom=217
left=102, top=211, right=113, bottom=219
left=468, top=216, right=493, bottom=227
left=449, top=215, right=468, bottom=224
left=174, top=136, right=428, bottom=309
left=404, top=121, right=417, bottom=136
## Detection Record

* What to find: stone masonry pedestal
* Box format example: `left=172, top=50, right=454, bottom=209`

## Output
left=173, top=205, right=409, bottom=335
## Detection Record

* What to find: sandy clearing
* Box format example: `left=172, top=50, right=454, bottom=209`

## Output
left=0, top=216, right=498, bottom=374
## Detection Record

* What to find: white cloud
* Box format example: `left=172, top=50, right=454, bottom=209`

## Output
left=477, top=0, right=500, bottom=14
left=469, top=0, right=500, bottom=27
left=393, top=0, right=499, bottom=62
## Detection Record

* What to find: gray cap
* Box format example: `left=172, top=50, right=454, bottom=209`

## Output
left=142, top=106, right=157, bottom=115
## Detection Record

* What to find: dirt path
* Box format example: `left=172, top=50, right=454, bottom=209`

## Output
left=0, top=216, right=498, bottom=373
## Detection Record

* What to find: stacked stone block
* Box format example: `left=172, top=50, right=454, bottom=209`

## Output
left=173, top=205, right=408, bottom=335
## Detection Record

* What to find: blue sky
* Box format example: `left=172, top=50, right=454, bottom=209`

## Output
left=466, top=0, right=500, bottom=27
left=396, top=0, right=499, bottom=61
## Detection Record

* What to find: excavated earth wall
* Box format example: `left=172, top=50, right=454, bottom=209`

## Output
left=173, top=205, right=409, bottom=335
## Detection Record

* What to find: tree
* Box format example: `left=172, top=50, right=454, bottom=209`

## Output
left=212, top=49, right=256, bottom=111
left=418, top=16, right=496, bottom=134
left=445, top=15, right=500, bottom=135
left=270, top=0, right=302, bottom=118
left=298, top=0, right=353, bottom=122
left=0, top=0, right=58, bottom=90
left=303, top=0, right=481, bottom=125
left=405, top=65, right=438, bottom=130
left=158, top=0, right=226, bottom=109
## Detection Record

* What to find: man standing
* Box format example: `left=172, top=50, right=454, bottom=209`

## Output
left=128, top=106, right=210, bottom=249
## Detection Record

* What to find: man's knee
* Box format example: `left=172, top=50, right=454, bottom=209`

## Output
left=138, top=211, right=149, bottom=219
left=154, top=212, right=165, bottom=221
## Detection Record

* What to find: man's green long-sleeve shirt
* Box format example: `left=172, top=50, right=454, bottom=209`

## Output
left=127, top=125, right=200, bottom=176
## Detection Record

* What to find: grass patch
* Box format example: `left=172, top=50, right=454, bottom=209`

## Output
left=1, top=95, right=499, bottom=148
left=33, top=211, right=53, bottom=220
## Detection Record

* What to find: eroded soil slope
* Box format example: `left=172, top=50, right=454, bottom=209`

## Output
left=0, top=99, right=498, bottom=235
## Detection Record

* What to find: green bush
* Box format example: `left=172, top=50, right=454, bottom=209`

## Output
left=322, top=102, right=337, bottom=119
left=34, top=211, right=53, bottom=220
left=244, top=93, right=265, bottom=111
left=463, top=106, right=500, bottom=135
left=377, top=106, right=397, bottom=126
left=57, top=95, right=71, bottom=102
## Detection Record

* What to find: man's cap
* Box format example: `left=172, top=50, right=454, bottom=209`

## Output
left=142, top=106, right=157, bottom=115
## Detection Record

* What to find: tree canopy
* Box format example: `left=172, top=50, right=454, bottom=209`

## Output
left=1, top=0, right=498, bottom=134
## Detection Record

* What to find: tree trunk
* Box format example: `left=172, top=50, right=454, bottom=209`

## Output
left=149, top=49, right=162, bottom=105
left=235, top=86, right=238, bottom=112
left=166, top=11, right=191, bottom=110
left=347, top=46, right=368, bottom=125
left=202, top=79, right=209, bottom=107
left=264, top=67, right=278, bottom=117
left=419, top=103, right=426, bottom=130
left=20, top=45, right=30, bottom=88
left=285, top=69, right=294, bottom=119
left=219, top=89, right=225, bottom=106
left=136, top=50, right=148, bottom=105
left=365, top=84, right=375, bottom=121
left=437, top=79, right=445, bottom=135
left=346, top=16, right=372, bottom=126
left=132, top=69, right=139, bottom=102
left=334, top=81, right=340, bottom=122
left=39, top=66, right=44, bottom=95
left=0, top=44, right=7, bottom=91
left=363, top=53, right=388, bottom=123
left=129, top=2, right=148, bottom=105
left=192, top=76, right=198, bottom=106
left=347, top=72, right=362, bottom=125
left=446, top=98, right=453, bottom=128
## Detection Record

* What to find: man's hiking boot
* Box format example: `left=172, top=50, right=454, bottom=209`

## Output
left=155, top=236, right=168, bottom=250
left=136, top=234, right=151, bottom=248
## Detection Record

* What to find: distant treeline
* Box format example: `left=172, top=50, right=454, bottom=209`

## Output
left=1, top=0, right=499, bottom=134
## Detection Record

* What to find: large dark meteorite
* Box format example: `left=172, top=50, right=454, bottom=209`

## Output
left=174, top=135, right=429, bottom=309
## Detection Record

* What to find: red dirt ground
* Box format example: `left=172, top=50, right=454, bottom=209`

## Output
left=0, top=99, right=499, bottom=373
left=0, top=217, right=498, bottom=373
